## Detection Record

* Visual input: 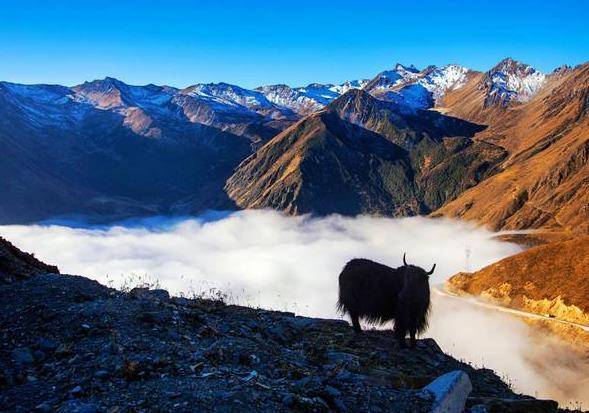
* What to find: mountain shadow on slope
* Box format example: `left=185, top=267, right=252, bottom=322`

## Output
left=226, top=90, right=505, bottom=216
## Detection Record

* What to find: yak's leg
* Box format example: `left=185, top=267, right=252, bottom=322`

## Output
left=350, top=313, right=362, bottom=333
left=409, top=327, right=417, bottom=348
left=394, top=326, right=406, bottom=348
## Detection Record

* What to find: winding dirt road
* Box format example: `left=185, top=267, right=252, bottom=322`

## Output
left=433, top=285, right=589, bottom=333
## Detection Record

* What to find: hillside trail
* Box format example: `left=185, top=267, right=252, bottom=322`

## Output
left=433, top=285, right=589, bottom=332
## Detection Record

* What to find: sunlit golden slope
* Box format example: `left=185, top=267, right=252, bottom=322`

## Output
left=447, top=236, right=589, bottom=325
left=434, top=62, right=589, bottom=234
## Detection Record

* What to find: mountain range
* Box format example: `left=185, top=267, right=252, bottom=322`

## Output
left=1, top=57, right=588, bottom=236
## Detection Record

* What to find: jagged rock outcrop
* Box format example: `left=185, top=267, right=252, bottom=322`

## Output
left=0, top=237, right=58, bottom=283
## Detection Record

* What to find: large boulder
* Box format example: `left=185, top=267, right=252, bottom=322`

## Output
left=420, top=370, right=472, bottom=413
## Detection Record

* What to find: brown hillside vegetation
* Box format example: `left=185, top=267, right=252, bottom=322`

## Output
left=447, top=236, right=589, bottom=325
left=434, top=62, right=589, bottom=234
left=225, top=89, right=505, bottom=216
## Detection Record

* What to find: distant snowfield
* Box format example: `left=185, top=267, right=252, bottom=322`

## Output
left=1, top=210, right=587, bottom=408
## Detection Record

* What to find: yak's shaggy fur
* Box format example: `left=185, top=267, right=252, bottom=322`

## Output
left=337, top=257, right=433, bottom=347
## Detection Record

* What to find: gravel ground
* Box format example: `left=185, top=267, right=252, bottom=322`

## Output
left=0, top=273, right=564, bottom=412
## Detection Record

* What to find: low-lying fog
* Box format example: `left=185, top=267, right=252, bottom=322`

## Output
left=2, top=210, right=587, bottom=408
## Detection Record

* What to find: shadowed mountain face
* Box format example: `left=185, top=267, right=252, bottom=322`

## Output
left=1, top=58, right=588, bottom=229
left=225, top=90, right=505, bottom=216
left=0, top=81, right=257, bottom=223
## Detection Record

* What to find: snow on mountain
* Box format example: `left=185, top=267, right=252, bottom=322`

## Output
left=0, top=82, right=91, bottom=128
left=181, top=82, right=274, bottom=112
left=364, top=63, right=469, bottom=112
left=332, top=79, right=370, bottom=94
left=0, top=82, right=71, bottom=105
left=0, top=58, right=549, bottom=136
left=417, top=64, right=469, bottom=100
left=257, top=79, right=369, bottom=115
left=71, top=78, right=178, bottom=137
left=255, top=84, right=323, bottom=115
left=383, top=84, right=434, bottom=112
left=72, top=77, right=176, bottom=112
left=483, top=58, right=546, bottom=106
left=364, top=64, right=421, bottom=93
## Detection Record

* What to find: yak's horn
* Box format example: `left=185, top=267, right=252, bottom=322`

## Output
left=426, top=264, right=436, bottom=275
left=403, top=253, right=408, bottom=266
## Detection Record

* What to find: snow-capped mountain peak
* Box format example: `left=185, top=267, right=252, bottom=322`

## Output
left=256, top=79, right=369, bottom=115
left=483, top=58, right=546, bottom=106
left=365, top=63, right=422, bottom=93
left=418, top=64, right=469, bottom=100
left=363, top=63, right=470, bottom=112
left=394, top=63, right=420, bottom=74
left=182, top=82, right=274, bottom=111
left=72, top=77, right=176, bottom=112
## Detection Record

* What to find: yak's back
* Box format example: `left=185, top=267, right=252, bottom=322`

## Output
left=340, top=258, right=396, bottom=278
left=339, top=258, right=402, bottom=290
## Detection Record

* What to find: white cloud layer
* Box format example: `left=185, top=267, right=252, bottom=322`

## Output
left=1, top=210, right=587, bottom=407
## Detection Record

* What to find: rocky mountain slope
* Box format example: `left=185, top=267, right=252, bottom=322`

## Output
left=0, top=73, right=369, bottom=223
left=434, top=62, right=589, bottom=234
left=0, top=236, right=59, bottom=283
left=225, top=89, right=505, bottom=216
left=0, top=240, right=563, bottom=413
left=447, top=236, right=589, bottom=326
left=1, top=57, right=587, bottom=229
left=0, top=79, right=256, bottom=223
left=256, top=80, right=369, bottom=115
left=227, top=57, right=589, bottom=224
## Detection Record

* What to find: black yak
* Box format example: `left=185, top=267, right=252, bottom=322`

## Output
left=337, top=254, right=435, bottom=348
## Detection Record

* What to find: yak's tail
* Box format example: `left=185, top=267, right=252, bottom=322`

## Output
left=416, top=300, right=431, bottom=335
left=336, top=288, right=347, bottom=315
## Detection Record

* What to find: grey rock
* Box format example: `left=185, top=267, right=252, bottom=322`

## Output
left=33, top=349, right=46, bottom=362
left=57, top=400, right=100, bottom=413
left=281, top=393, right=295, bottom=406
left=326, top=351, right=360, bottom=370
left=130, top=288, right=170, bottom=302
left=420, top=370, right=472, bottom=413
left=34, top=402, right=53, bottom=413
left=37, top=337, right=59, bottom=352
left=324, top=385, right=341, bottom=397
left=94, top=370, right=109, bottom=379
left=69, top=385, right=83, bottom=397
left=12, top=348, right=34, bottom=365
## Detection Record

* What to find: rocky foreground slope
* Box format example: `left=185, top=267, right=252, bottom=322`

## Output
left=1, top=274, right=565, bottom=413
left=0, top=241, right=567, bottom=412
left=0, top=236, right=59, bottom=283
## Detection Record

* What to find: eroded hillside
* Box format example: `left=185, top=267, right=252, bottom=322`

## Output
left=447, top=236, right=589, bottom=326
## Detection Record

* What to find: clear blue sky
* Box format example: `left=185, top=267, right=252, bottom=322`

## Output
left=1, top=0, right=587, bottom=88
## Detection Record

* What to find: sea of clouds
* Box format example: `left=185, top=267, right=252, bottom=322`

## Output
left=1, top=210, right=587, bottom=407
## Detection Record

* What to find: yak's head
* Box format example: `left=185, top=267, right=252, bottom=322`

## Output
left=402, top=253, right=435, bottom=286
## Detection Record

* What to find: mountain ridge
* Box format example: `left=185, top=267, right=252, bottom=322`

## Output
left=1, top=57, right=587, bottom=227
left=225, top=89, right=505, bottom=216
